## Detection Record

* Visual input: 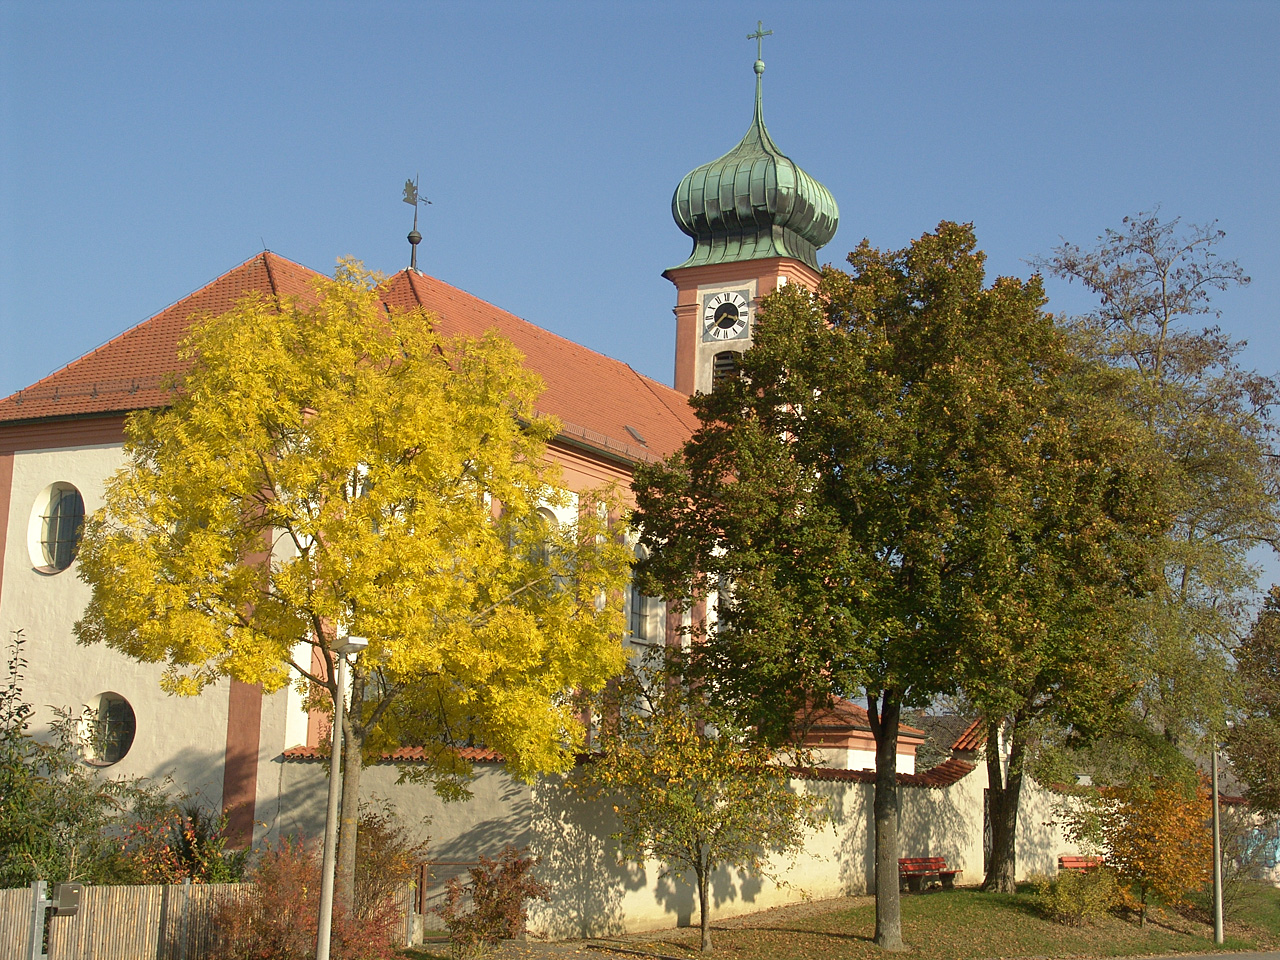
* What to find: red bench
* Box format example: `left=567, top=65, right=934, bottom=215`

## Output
left=898, top=857, right=958, bottom=892
left=1058, top=855, right=1102, bottom=872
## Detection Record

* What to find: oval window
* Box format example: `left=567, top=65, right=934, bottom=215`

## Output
left=29, top=483, right=85, bottom=572
left=85, top=693, right=136, bottom=765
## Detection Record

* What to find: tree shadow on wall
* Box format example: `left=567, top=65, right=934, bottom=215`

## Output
left=898, top=779, right=976, bottom=869
left=807, top=779, right=874, bottom=895
left=527, top=771, right=647, bottom=939
left=652, top=860, right=767, bottom=929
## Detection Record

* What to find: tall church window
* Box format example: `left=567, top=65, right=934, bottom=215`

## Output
left=628, top=544, right=665, bottom=647
left=533, top=507, right=559, bottom=566
left=712, top=351, right=739, bottom=388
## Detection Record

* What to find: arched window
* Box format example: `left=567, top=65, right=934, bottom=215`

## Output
left=533, top=507, right=559, bottom=566
left=38, top=483, right=85, bottom=571
left=712, top=351, right=739, bottom=388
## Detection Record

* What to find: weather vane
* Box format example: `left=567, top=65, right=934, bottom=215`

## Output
left=403, top=175, right=431, bottom=271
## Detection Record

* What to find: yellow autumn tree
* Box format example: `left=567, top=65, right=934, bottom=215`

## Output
left=1101, top=780, right=1213, bottom=924
left=581, top=650, right=825, bottom=954
left=74, top=260, right=631, bottom=907
left=1067, top=778, right=1213, bottom=925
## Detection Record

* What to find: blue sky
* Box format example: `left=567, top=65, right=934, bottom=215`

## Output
left=2, top=1, right=1276, bottom=404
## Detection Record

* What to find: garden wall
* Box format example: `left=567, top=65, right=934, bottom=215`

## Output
left=271, top=752, right=1082, bottom=938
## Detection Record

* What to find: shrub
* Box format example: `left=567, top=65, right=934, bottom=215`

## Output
left=1029, top=868, right=1119, bottom=926
left=1061, top=776, right=1213, bottom=925
left=437, top=845, right=550, bottom=958
left=213, top=836, right=401, bottom=960
left=353, top=800, right=428, bottom=924
left=0, top=631, right=140, bottom=886
left=123, top=795, right=248, bottom=884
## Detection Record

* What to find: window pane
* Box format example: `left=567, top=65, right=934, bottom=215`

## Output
left=42, top=486, right=84, bottom=570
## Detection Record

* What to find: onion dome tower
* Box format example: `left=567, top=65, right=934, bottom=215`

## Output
left=665, top=29, right=839, bottom=396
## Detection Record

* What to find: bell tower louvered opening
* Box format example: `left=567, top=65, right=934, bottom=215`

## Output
left=712, top=351, right=739, bottom=387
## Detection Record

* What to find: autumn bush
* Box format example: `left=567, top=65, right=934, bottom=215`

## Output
left=214, top=804, right=424, bottom=960
left=123, top=794, right=247, bottom=883
left=1063, top=777, right=1212, bottom=926
left=437, top=845, right=550, bottom=958
left=352, top=800, right=428, bottom=924
left=212, top=837, right=393, bottom=960
left=1029, top=868, right=1119, bottom=926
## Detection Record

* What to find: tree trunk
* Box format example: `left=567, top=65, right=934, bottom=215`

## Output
left=981, top=716, right=1025, bottom=894
left=868, top=690, right=905, bottom=952
left=695, top=854, right=712, bottom=953
left=335, top=673, right=366, bottom=913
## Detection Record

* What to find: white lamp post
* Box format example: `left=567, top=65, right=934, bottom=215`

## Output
left=316, top=636, right=367, bottom=960
left=1211, top=739, right=1224, bottom=945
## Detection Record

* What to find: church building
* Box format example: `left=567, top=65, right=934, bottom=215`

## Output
left=0, top=50, right=1050, bottom=932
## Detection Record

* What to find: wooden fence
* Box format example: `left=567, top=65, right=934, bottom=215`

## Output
left=1, top=883, right=245, bottom=960
left=0, top=880, right=421, bottom=960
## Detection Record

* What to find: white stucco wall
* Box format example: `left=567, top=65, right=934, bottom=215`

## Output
left=812, top=745, right=915, bottom=775
left=247, top=746, right=1086, bottom=939
left=1, top=442, right=230, bottom=804
left=526, top=769, right=990, bottom=937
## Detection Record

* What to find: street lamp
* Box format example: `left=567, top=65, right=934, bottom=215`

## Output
left=316, top=636, right=367, bottom=960
left=1211, top=738, right=1224, bottom=946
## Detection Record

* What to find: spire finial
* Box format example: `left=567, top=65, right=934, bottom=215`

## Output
left=748, top=20, right=772, bottom=61
left=748, top=21, right=772, bottom=111
left=402, top=175, right=431, bottom=271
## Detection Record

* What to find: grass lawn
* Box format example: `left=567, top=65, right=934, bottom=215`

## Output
left=607, top=884, right=1280, bottom=960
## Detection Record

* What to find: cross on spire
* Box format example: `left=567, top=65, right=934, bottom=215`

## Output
left=748, top=20, right=772, bottom=61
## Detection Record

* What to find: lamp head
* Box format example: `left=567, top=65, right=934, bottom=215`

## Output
left=332, top=636, right=368, bottom=657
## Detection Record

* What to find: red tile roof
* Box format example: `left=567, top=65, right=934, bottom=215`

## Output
left=382, top=270, right=698, bottom=461
left=283, top=744, right=503, bottom=764
left=0, top=254, right=698, bottom=463
left=796, top=757, right=976, bottom=789
left=807, top=698, right=926, bottom=740
left=1, top=253, right=319, bottom=424
left=952, top=718, right=985, bottom=752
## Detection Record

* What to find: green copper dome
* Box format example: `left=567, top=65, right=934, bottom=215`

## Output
left=671, top=58, right=839, bottom=272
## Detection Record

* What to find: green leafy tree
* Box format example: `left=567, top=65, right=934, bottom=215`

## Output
left=0, top=631, right=139, bottom=886
left=1037, top=212, right=1279, bottom=747
left=1227, top=586, right=1280, bottom=814
left=74, top=261, right=631, bottom=909
left=633, top=222, right=1150, bottom=947
left=581, top=650, right=824, bottom=953
left=960, top=359, right=1171, bottom=893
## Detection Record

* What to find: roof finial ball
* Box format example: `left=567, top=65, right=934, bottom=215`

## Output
left=749, top=20, right=771, bottom=104
left=402, top=176, right=431, bottom=272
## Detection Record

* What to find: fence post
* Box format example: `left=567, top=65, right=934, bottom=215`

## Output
left=26, top=880, right=49, bottom=960
left=180, top=878, right=192, bottom=960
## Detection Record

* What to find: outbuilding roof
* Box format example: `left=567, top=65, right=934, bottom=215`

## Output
left=952, top=718, right=986, bottom=752
left=797, top=758, right=976, bottom=789
left=0, top=252, right=698, bottom=463
left=806, top=698, right=927, bottom=741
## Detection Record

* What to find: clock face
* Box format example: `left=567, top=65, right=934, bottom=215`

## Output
left=702, top=290, right=750, bottom=342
